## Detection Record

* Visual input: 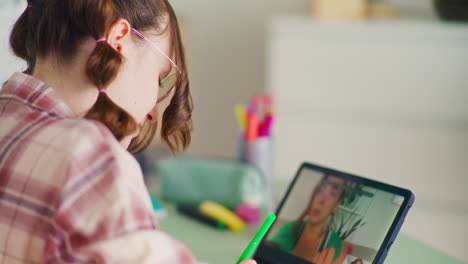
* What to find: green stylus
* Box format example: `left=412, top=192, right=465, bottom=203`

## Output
left=235, top=213, right=276, bottom=264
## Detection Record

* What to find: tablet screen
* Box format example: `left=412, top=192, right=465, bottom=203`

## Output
left=255, top=164, right=411, bottom=264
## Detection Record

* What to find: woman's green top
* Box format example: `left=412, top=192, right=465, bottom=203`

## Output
left=269, top=221, right=342, bottom=260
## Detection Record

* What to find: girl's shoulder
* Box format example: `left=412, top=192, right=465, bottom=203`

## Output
left=52, top=118, right=145, bottom=191
left=46, top=117, right=138, bottom=169
left=49, top=118, right=123, bottom=152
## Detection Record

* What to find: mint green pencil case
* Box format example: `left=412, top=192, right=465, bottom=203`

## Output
left=157, top=156, right=266, bottom=210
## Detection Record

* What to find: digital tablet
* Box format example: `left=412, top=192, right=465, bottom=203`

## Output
left=254, top=162, right=414, bottom=264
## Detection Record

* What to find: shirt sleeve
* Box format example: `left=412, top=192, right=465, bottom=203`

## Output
left=43, top=121, right=195, bottom=264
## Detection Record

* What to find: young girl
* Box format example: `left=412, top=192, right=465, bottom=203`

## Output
left=0, top=0, right=255, bottom=263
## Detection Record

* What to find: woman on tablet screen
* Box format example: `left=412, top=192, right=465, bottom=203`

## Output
left=270, top=175, right=347, bottom=263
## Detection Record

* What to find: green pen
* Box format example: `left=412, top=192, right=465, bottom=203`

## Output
left=235, top=213, right=276, bottom=264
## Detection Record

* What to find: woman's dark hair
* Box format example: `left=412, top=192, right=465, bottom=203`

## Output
left=10, top=0, right=192, bottom=154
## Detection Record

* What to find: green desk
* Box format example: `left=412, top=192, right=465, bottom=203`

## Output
left=154, top=201, right=463, bottom=264
left=147, top=175, right=462, bottom=264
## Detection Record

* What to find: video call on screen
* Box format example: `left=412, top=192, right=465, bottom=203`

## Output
left=255, top=167, right=404, bottom=264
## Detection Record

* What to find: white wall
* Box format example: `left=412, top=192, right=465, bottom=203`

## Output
left=0, top=6, right=25, bottom=83
left=168, top=0, right=437, bottom=158
left=167, top=0, right=311, bottom=158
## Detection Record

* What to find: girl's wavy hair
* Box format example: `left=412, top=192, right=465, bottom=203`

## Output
left=10, top=0, right=192, bottom=154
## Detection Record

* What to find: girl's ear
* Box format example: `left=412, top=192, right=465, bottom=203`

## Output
left=105, top=19, right=132, bottom=54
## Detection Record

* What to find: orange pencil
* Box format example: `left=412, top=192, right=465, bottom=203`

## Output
left=246, top=113, right=259, bottom=143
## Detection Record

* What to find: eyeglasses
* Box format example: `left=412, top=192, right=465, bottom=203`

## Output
left=132, top=28, right=181, bottom=103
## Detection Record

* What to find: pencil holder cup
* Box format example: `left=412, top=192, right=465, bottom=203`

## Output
left=243, top=136, right=274, bottom=211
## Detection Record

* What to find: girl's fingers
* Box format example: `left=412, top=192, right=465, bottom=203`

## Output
left=239, top=260, right=256, bottom=264
left=334, top=248, right=347, bottom=264
left=312, top=250, right=321, bottom=263
left=324, top=247, right=336, bottom=264
left=316, top=249, right=327, bottom=264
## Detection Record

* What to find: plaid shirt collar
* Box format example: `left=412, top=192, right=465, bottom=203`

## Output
left=1, top=72, right=73, bottom=118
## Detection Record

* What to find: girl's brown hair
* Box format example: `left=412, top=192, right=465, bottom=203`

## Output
left=10, top=0, right=192, bottom=154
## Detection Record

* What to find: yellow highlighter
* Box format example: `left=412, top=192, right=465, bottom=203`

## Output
left=200, top=201, right=245, bottom=232
left=234, top=104, right=247, bottom=131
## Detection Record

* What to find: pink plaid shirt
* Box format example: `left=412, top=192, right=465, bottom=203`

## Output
left=0, top=72, right=195, bottom=264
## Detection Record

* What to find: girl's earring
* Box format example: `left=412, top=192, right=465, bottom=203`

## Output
left=147, top=114, right=153, bottom=121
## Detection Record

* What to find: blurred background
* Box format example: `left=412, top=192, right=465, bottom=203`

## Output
left=1, top=0, right=467, bottom=262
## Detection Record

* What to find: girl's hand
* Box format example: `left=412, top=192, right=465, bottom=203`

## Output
left=239, top=260, right=257, bottom=264
left=312, top=247, right=347, bottom=264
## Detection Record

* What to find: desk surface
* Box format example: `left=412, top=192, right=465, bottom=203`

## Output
left=156, top=201, right=463, bottom=264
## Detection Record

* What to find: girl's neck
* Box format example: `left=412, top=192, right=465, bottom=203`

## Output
left=32, top=48, right=98, bottom=117
left=292, top=221, right=327, bottom=261
left=304, top=221, right=326, bottom=238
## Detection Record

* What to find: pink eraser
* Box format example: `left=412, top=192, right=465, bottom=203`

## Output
left=235, top=204, right=261, bottom=224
